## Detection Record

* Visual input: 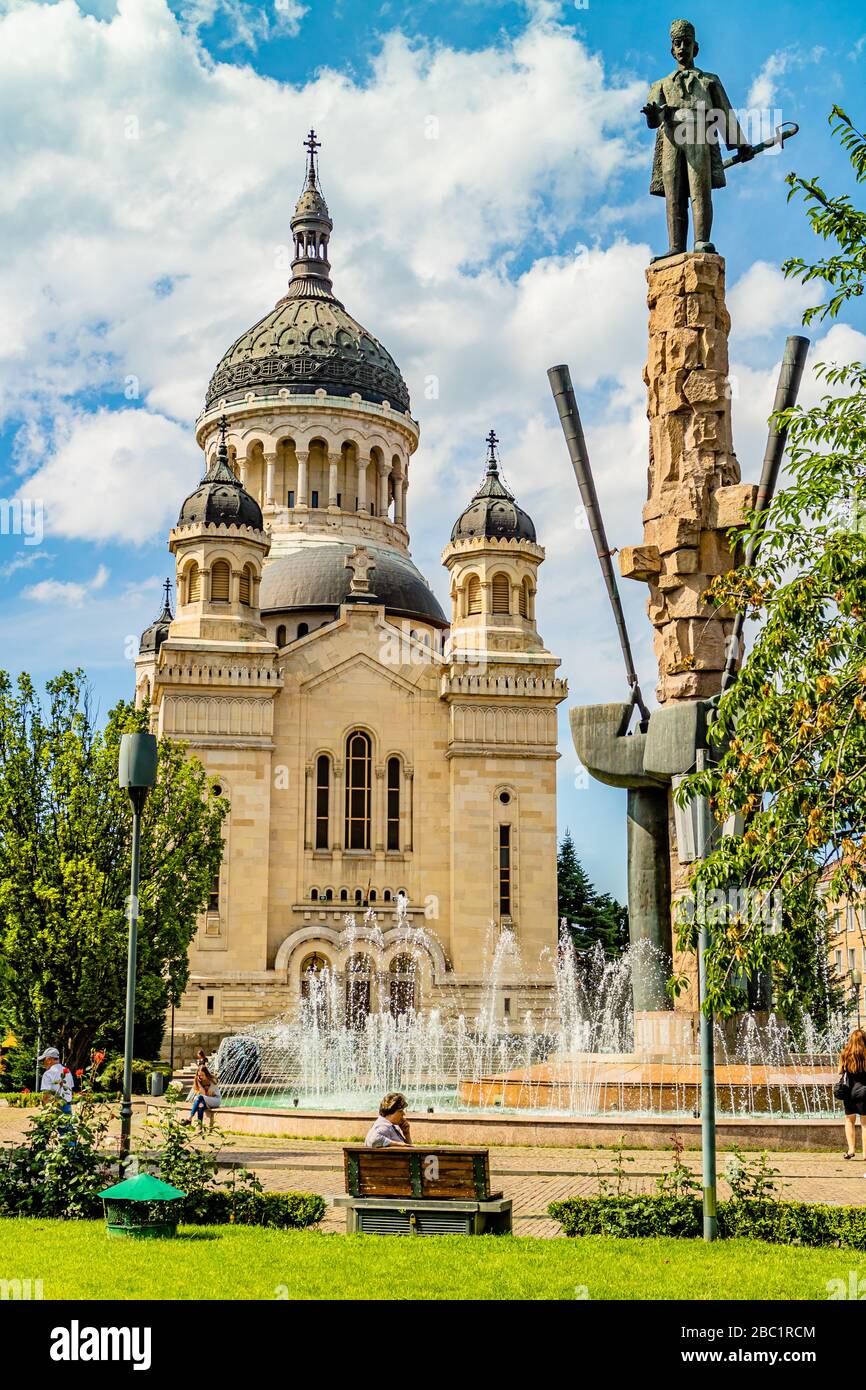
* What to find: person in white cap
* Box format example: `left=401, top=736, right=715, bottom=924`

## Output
left=38, top=1047, right=74, bottom=1114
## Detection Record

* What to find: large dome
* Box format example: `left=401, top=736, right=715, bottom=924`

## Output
left=204, top=134, right=410, bottom=414
left=204, top=294, right=410, bottom=413
left=260, top=539, right=448, bottom=628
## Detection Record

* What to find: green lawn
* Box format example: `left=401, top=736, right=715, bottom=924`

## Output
left=0, top=1220, right=859, bottom=1300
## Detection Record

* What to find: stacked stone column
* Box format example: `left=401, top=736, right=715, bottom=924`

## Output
left=619, top=252, right=756, bottom=1033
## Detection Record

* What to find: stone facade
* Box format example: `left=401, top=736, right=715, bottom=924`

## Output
left=136, top=146, right=566, bottom=1060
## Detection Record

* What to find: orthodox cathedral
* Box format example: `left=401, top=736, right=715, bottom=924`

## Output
left=135, top=134, right=567, bottom=1055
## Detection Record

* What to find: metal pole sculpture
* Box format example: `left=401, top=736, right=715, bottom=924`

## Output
left=548, top=363, right=650, bottom=728
left=118, top=732, right=158, bottom=1164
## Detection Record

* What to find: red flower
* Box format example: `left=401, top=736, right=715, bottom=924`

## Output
left=92, top=1051, right=106, bottom=1065
left=21, top=1088, right=30, bottom=1095
left=75, top=1068, right=84, bottom=1078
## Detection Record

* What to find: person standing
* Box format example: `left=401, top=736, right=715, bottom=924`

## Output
left=837, top=1029, right=866, bottom=1158
left=37, top=1047, right=74, bottom=1117
left=642, top=18, right=753, bottom=256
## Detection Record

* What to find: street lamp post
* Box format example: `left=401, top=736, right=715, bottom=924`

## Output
left=118, top=732, right=158, bottom=1164
left=852, top=969, right=862, bottom=1031
left=673, top=744, right=717, bottom=1241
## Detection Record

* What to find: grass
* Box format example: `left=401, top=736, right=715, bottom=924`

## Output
left=0, top=1220, right=859, bottom=1300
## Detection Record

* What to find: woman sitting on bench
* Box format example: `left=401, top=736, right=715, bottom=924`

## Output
left=365, top=1092, right=412, bottom=1147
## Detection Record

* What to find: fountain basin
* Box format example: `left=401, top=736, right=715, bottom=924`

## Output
left=457, top=1058, right=837, bottom=1115
left=146, top=1100, right=846, bottom=1151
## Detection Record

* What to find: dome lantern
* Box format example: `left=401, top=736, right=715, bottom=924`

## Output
left=203, top=134, right=410, bottom=413
left=287, top=129, right=335, bottom=300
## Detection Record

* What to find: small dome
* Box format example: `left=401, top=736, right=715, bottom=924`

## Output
left=177, top=424, right=263, bottom=531
left=451, top=432, right=536, bottom=544
left=139, top=581, right=174, bottom=655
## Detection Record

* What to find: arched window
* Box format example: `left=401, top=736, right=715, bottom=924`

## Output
left=187, top=563, right=201, bottom=603
left=345, top=730, right=372, bottom=850
left=276, top=625, right=287, bottom=647
left=354, top=888, right=363, bottom=904
left=466, top=574, right=482, bottom=616
left=324, top=887, right=333, bottom=902
left=386, top=756, right=400, bottom=852
left=389, top=953, right=416, bottom=1017
left=297, top=622, right=309, bottom=639
left=491, top=573, right=510, bottom=614
left=345, top=953, right=372, bottom=1028
left=369, top=889, right=377, bottom=903
left=315, top=755, right=330, bottom=850
left=310, top=888, right=319, bottom=902
left=340, top=887, right=348, bottom=901
left=300, top=952, right=328, bottom=1006
left=239, top=564, right=253, bottom=605
left=383, top=889, right=392, bottom=903
left=211, top=560, right=231, bottom=603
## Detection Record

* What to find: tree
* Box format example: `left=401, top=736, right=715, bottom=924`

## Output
left=675, top=108, right=866, bottom=1029
left=557, top=828, right=628, bottom=958
left=0, top=670, right=228, bottom=1072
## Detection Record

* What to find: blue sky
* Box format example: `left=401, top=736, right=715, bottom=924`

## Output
left=1, top=0, right=865, bottom=899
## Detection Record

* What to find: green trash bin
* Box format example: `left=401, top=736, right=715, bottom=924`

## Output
left=98, top=1172, right=186, bottom=1239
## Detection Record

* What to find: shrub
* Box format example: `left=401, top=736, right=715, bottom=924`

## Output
left=184, top=1189, right=326, bottom=1229
left=96, top=1057, right=171, bottom=1094
left=0, top=1096, right=114, bottom=1219
left=549, top=1194, right=866, bottom=1250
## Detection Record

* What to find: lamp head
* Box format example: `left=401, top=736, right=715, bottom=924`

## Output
left=119, top=732, right=158, bottom=808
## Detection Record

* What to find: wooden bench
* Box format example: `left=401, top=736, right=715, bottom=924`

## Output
left=332, top=1145, right=512, bottom=1235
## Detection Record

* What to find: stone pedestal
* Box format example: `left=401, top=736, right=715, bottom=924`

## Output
left=633, top=1009, right=699, bottom=1061
left=621, top=253, right=755, bottom=1029
left=620, top=253, right=755, bottom=705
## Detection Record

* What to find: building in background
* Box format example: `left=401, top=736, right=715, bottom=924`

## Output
left=135, top=135, right=566, bottom=1058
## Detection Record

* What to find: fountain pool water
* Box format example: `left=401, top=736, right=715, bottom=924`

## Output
left=211, top=906, right=843, bottom=1119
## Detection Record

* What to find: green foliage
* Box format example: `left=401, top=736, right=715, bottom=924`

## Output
left=0, top=671, right=228, bottom=1069
left=184, top=1189, right=326, bottom=1229
left=724, top=1148, right=785, bottom=1201
left=96, top=1057, right=171, bottom=1094
left=153, top=1101, right=222, bottom=1217
left=0, top=1095, right=113, bottom=1218
left=550, top=1193, right=866, bottom=1251
left=557, top=829, right=628, bottom=958
left=783, top=107, right=866, bottom=323
left=150, top=1100, right=323, bottom=1228
left=674, top=109, right=866, bottom=1024
left=655, top=1132, right=701, bottom=1199
left=593, top=1135, right=635, bottom=1197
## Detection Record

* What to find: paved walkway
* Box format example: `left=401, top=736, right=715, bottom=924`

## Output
left=4, top=1106, right=865, bottom=1237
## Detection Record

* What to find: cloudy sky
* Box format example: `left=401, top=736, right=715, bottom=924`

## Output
left=1, top=0, right=865, bottom=898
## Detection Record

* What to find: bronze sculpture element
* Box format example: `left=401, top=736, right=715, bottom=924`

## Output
left=643, top=18, right=754, bottom=258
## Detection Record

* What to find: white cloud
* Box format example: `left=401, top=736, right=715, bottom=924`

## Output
left=179, top=0, right=307, bottom=49
left=24, top=563, right=109, bottom=607
left=728, top=261, right=817, bottom=343
left=17, top=407, right=201, bottom=544
left=0, top=548, right=52, bottom=579
left=747, top=45, right=825, bottom=110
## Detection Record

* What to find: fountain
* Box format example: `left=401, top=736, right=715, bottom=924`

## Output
left=211, top=902, right=840, bottom=1128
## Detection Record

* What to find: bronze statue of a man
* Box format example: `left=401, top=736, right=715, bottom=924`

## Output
left=643, top=18, right=753, bottom=257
